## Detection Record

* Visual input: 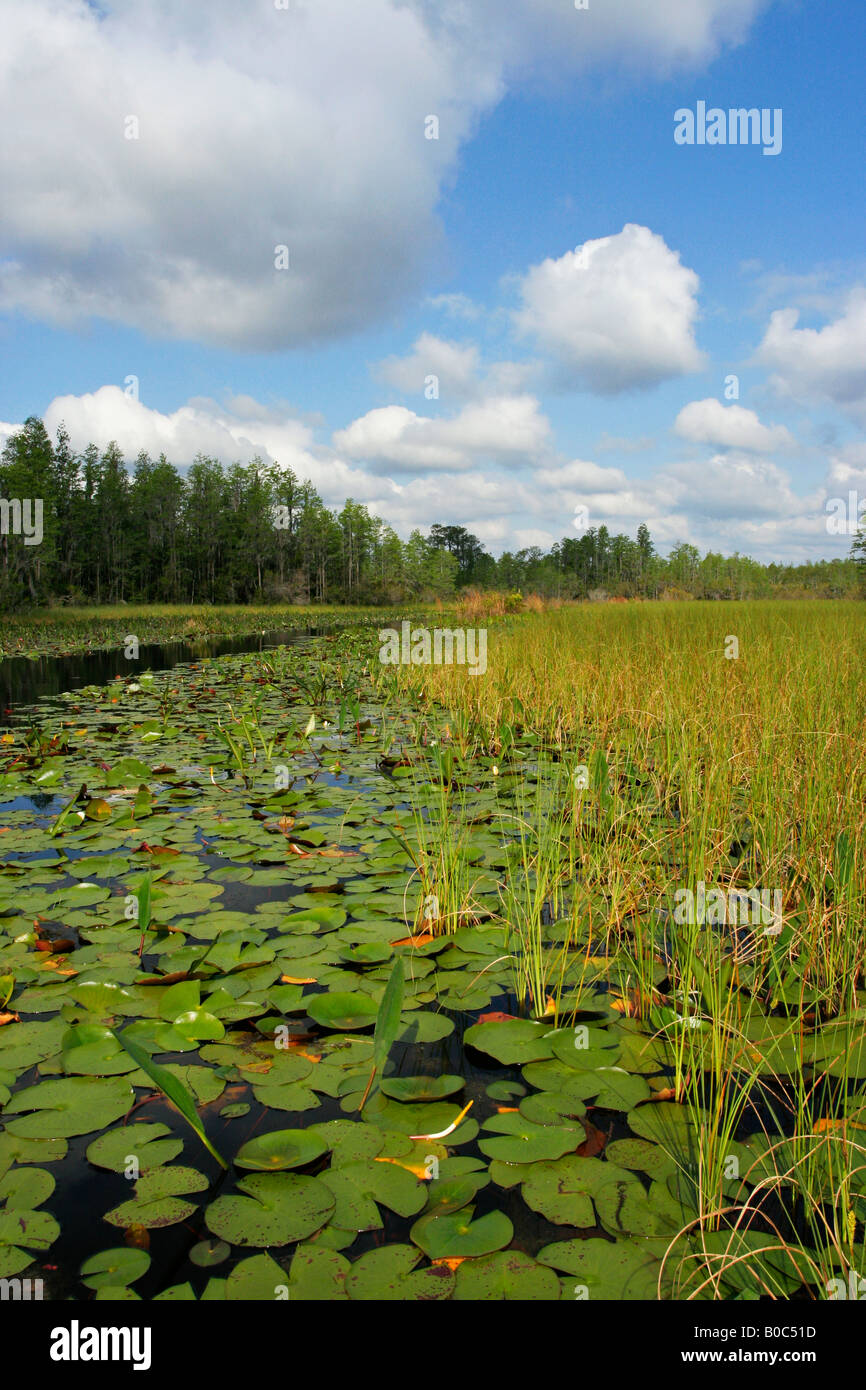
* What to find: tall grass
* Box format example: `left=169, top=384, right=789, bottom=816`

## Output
left=374, top=600, right=866, bottom=1293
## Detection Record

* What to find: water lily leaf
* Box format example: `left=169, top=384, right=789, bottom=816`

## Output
left=0, top=1208, right=60, bottom=1277
left=205, top=1173, right=335, bottom=1247
left=318, top=1158, right=426, bottom=1231
left=521, top=1156, right=635, bottom=1227
left=394, top=1011, right=454, bottom=1043
left=548, top=1025, right=622, bottom=1071
left=486, top=1080, right=526, bottom=1102
left=537, top=1237, right=668, bottom=1299
left=158, top=980, right=200, bottom=1020
left=159, top=1009, right=226, bottom=1044
left=234, top=1129, right=329, bottom=1172
left=71, top=980, right=135, bottom=1019
left=379, top=1074, right=464, bottom=1103
left=79, top=1247, right=151, bottom=1290
left=359, top=1092, right=477, bottom=1143
left=281, top=907, right=346, bottom=933
left=479, top=1113, right=584, bottom=1163
left=626, top=1101, right=704, bottom=1167
left=225, top=1252, right=287, bottom=1301
left=189, top=1238, right=231, bottom=1268
left=104, top=1165, right=210, bottom=1229
left=0, top=1166, right=55, bottom=1209
left=0, top=1017, right=67, bottom=1072
left=587, top=1067, right=651, bottom=1110
left=307, top=992, right=379, bottom=1031
left=339, top=943, right=393, bottom=965
left=464, top=1017, right=554, bottom=1064
left=594, top=1173, right=680, bottom=1237
left=453, top=1249, right=561, bottom=1301
left=410, top=1205, right=513, bottom=1259
left=0, top=1134, right=67, bottom=1176
left=421, top=1172, right=490, bottom=1217
left=4, top=1076, right=134, bottom=1139
left=345, top=1244, right=455, bottom=1301
left=605, top=1137, right=676, bottom=1179
left=307, top=1119, right=386, bottom=1165
left=287, top=1244, right=350, bottom=1299
left=219, top=1103, right=251, bottom=1120
left=488, top=1159, right=535, bottom=1189
left=61, top=1024, right=137, bottom=1076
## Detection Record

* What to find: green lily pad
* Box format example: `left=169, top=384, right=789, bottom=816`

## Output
left=225, top=1252, right=287, bottom=1301
left=410, top=1205, right=513, bottom=1259
left=5, top=1076, right=135, bottom=1139
left=287, top=1244, right=351, bottom=1300
left=234, top=1129, right=329, bottom=1172
left=537, top=1237, right=668, bottom=1299
left=79, top=1247, right=151, bottom=1290
left=0, top=1208, right=60, bottom=1277
left=0, top=1166, right=55, bottom=1209
left=206, top=1173, right=335, bottom=1247
left=395, top=1012, right=454, bottom=1043
left=189, top=1239, right=231, bottom=1268
left=318, top=1158, right=426, bottom=1231
left=464, top=1017, right=554, bottom=1065
left=86, top=1123, right=183, bottom=1175
left=453, top=1249, right=561, bottom=1301
left=307, top=992, right=379, bottom=1031
left=379, top=1074, right=464, bottom=1103
left=605, top=1138, right=676, bottom=1179
left=104, top=1165, right=210, bottom=1229
left=345, top=1244, right=455, bottom=1301
left=479, top=1113, right=584, bottom=1163
left=521, top=1156, right=636, bottom=1227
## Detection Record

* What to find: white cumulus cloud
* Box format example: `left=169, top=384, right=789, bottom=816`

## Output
left=514, top=225, right=706, bottom=393
left=755, top=289, right=866, bottom=423
left=333, top=395, right=552, bottom=472
left=674, top=398, right=795, bottom=452
left=0, top=0, right=770, bottom=350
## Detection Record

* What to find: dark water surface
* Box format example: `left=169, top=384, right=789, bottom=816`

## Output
left=0, top=628, right=333, bottom=723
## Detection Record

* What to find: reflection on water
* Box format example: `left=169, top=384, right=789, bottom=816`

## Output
left=0, top=628, right=329, bottom=724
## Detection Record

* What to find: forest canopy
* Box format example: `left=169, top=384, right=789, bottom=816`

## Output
left=0, top=417, right=861, bottom=608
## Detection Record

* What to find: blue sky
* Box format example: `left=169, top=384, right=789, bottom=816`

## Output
left=1, top=0, right=864, bottom=561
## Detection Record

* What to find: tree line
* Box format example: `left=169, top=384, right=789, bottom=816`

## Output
left=0, top=416, right=861, bottom=608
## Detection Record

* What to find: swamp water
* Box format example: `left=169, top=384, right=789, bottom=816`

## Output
left=0, top=629, right=859, bottom=1300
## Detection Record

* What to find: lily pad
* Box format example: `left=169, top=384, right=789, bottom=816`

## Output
left=479, top=1113, right=584, bottom=1163
left=345, top=1244, right=456, bottom=1301
left=234, top=1129, right=329, bottom=1172
left=79, top=1247, right=151, bottom=1290
left=453, top=1249, right=561, bottom=1301
left=205, top=1173, right=335, bottom=1247
left=5, top=1076, right=135, bottom=1139
left=379, top=1074, right=464, bottom=1103
left=410, top=1205, right=513, bottom=1259
left=464, top=1017, right=554, bottom=1065
left=307, top=992, right=379, bottom=1031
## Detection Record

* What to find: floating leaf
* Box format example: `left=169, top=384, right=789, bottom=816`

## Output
left=453, top=1250, right=561, bottom=1301
left=205, top=1173, right=335, bottom=1247
left=234, top=1129, right=329, bottom=1172
left=79, top=1247, right=151, bottom=1290
left=410, top=1206, right=513, bottom=1260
